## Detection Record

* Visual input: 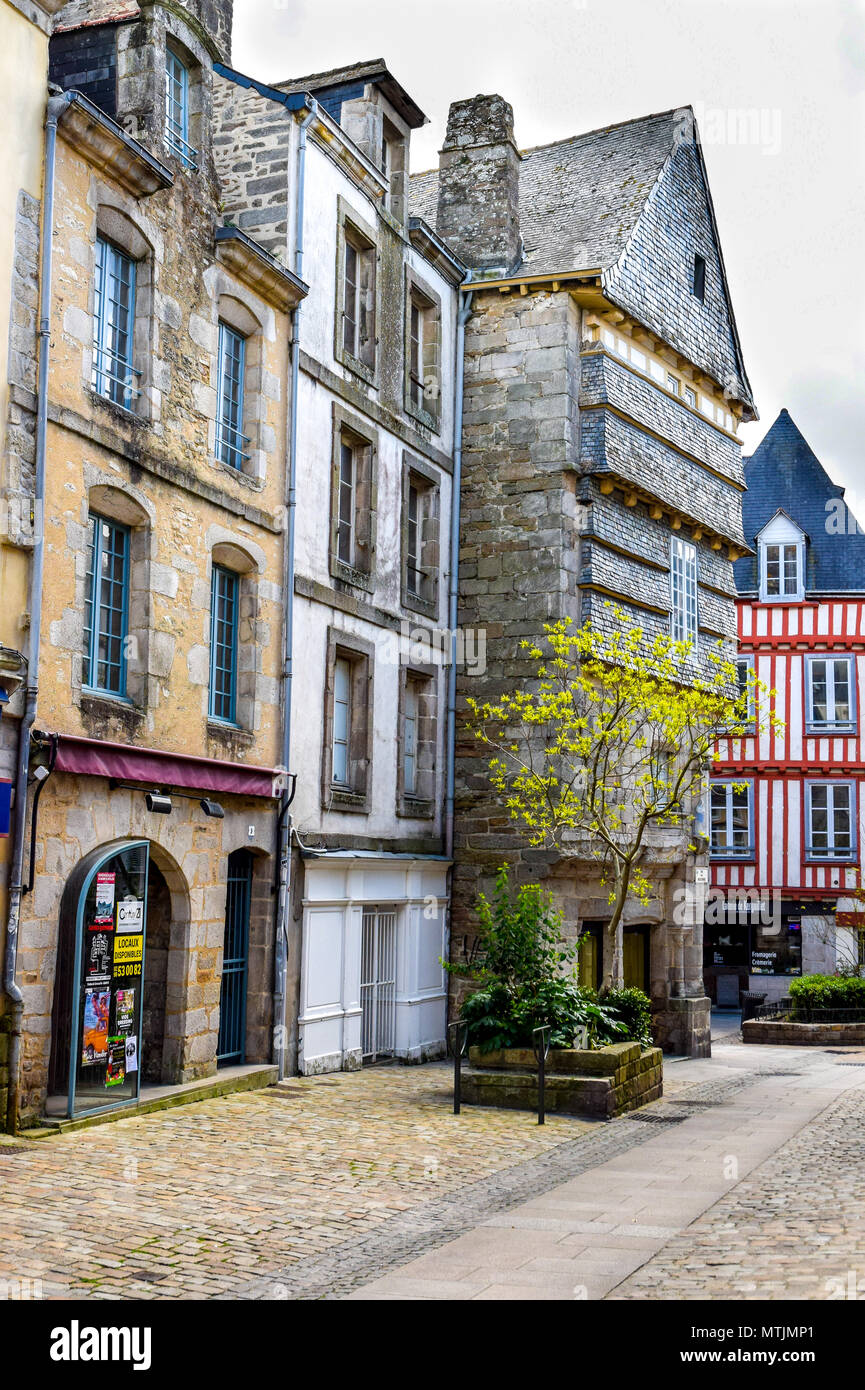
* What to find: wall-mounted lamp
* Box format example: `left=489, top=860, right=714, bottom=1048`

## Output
left=145, top=792, right=172, bottom=815
left=199, top=798, right=224, bottom=819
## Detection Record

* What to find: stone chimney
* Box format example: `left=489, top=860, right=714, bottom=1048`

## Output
left=436, top=94, right=521, bottom=274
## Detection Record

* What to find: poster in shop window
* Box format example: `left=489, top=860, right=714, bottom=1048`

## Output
left=106, top=1036, right=126, bottom=1087
left=93, top=871, right=116, bottom=925
left=72, top=842, right=148, bottom=1114
left=81, top=988, right=110, bottom=1066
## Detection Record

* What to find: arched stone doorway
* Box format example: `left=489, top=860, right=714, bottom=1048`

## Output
left=47, top=838, right=191, bottom=1115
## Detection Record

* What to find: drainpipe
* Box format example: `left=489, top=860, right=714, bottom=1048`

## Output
left=441, top=282, right=473, bottom=1041
left=273, top=100, right=318, bottom=1081
left=444, top=282, right=474, bottom=862
left=3, top=92, right=71, bottom=1133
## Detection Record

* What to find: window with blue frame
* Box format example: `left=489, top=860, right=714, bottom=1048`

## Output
left=806, top=781, right=856, bottom=860
left=216, top=322, right=248, bottom=469
left=209, top=565, right=239, bottom=724
left=92, top=237, right=138, bottom=409
left=165, top=49, right=198, bottom=168
left=806, top=655, right=856, bottom=733
left=84, top=514, right=130, bottom=696
left=709, top=779, right=754, bottom=858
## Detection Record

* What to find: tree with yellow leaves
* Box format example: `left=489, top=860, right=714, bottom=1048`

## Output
left=467, top=609, right=778, bottom=992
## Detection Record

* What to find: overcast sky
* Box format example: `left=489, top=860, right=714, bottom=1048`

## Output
left=235, top=0, right=865, bottom=520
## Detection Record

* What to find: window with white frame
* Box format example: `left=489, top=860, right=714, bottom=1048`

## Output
left=710, top=780, right=753, bottom=858
left=807, top=781, right=856, bottom=860
left=165, top=49, right=198, bottom=169
left=807, top=655, right=856, bottom=732
left=670, top=537, right=698, bottom=645
left=758, top=514, right=806, bottom=602
left=764, top=542, right=800, bottom=598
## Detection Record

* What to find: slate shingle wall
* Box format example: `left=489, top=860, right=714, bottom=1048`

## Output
left=604, top=134, right=749, bottom=408
left=582, top=348, right=744, bottom=487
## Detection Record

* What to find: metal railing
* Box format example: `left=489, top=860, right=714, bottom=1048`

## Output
left=165, top=117, right=199, bottom=170
left=91, top=345, right=142, bottom=405
left=215, top=418, right=252, bottom=468
left=754, top=999, right=865, bottom=1025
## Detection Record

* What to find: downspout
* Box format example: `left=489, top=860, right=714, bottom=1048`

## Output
left=4, top=92, right=70, bottom=1133
left=273, top=99, right=318, bottom=1081
left=442, top=281, right=473, bottom=1038
left=444, top=282, right=473, bottom=862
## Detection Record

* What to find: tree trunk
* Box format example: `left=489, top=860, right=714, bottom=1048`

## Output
left=600, top=875, right=629, bottom=995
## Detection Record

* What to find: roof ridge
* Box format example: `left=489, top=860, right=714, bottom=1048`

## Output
left=518, top=106, right=683, bottom=158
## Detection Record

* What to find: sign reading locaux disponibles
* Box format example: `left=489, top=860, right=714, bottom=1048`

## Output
left=113, top=933, right=143, bottom=973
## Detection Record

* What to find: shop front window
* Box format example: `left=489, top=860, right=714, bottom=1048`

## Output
left=64, top=842, right=149, bottom=1117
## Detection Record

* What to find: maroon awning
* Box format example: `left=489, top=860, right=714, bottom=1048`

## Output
left=50, top=733, right=280, bottom=800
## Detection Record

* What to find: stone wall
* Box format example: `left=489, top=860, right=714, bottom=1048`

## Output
left=16, top=772, right=274, bottom=1121
left=462, top=1042, right=664, bottom=1118
left=437, top=94, right=521, bottom=274
left=743, top=1020, right=865, bottom=1046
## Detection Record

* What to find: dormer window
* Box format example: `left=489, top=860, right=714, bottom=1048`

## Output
left=765, top=543, right=799, bottom=597
left=757, top=512, right=806, bottom=603
left=165, top=49, right=198, bottom=169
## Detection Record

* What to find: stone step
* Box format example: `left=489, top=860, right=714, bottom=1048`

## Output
left=19, top=1064, right=278, bottom=1138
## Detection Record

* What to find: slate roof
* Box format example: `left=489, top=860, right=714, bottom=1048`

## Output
left=411, top=109, right=677, bottom=279
left=734, top=409, right=865, bottom=594
left=274, top=58, right=427, bottom=129
left=410, top=106, right=754, bottom=413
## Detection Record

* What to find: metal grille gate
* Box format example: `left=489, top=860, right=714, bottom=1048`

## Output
left=360, top=908, right=396, bottom=1062
left=217, top=849, right=253, bottom=1065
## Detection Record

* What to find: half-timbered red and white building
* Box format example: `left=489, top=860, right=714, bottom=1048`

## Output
left=705, top=410, right=865, bottom=1004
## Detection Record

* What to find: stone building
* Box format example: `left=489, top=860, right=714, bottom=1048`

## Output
left=3, top=0, right=308, bottom=1127
left=411, top=96, right=757, bottom=1055
left=0, top=0, right=71, bottom=1129
left=212, top=60, right=464, bottom=1073
left=707, top=410, right=865, bottom=1004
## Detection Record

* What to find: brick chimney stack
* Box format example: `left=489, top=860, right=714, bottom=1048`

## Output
left=436, top=94, right=521, bottom=275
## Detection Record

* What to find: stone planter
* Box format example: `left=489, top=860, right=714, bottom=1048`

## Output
left=743, top=1020, right=865, bottom=1046
left=462, top=1041, right=663, bottom=1119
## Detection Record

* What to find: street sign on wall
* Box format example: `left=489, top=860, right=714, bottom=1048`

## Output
left=0, top=780, right=11, bottom=837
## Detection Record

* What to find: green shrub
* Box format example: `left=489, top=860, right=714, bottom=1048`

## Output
left=449, top=866, right=626, bottom=1052
left=603, top=986, right=654, bottom=1046
left=788, top=974, right=865, bottom=1014
left=461, top=978, right=626, bottom=1053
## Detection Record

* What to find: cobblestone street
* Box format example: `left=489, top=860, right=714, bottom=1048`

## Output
left=2, top=1030, right=865, bottom=1301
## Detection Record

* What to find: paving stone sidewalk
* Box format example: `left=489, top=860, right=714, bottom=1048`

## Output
left=611, top=1078, right=865, bottom=1300
left=348, top=1045, right=865, bottom=1300
left=1, top=1041, right=862, bottom=1302
left=0, top=1063, right=592, bottom=1300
